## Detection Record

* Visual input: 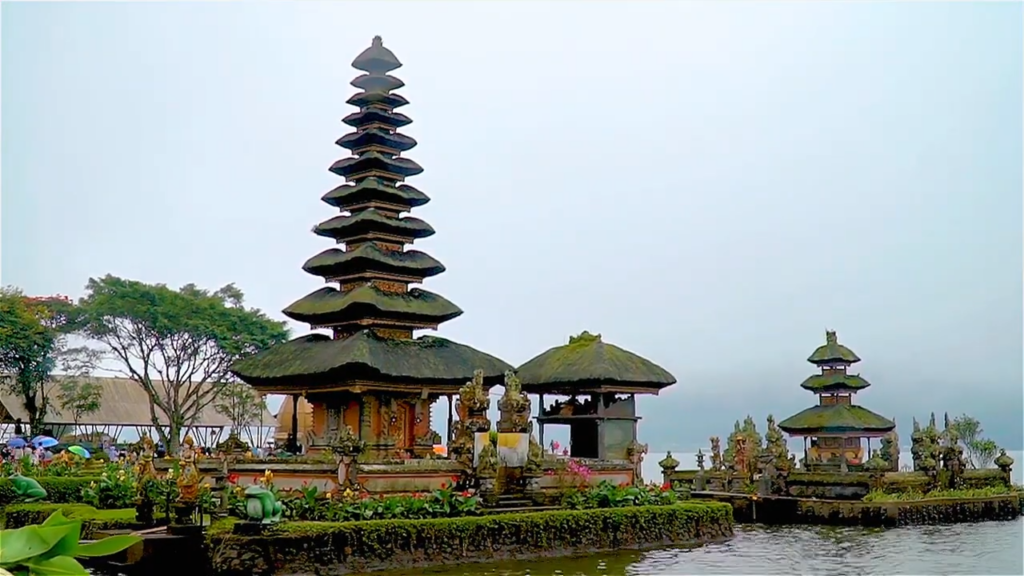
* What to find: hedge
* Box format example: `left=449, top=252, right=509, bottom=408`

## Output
left=0, top=476, right=99, bottom=506
left=0, top=503, right=140, bottom=538
left=210, top=502, right=734, bottom=575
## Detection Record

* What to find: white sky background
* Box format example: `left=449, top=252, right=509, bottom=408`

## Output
left=2, top=2, right=1021, bottom=449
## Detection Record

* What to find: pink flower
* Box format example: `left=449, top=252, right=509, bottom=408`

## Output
left=551, top=441, right=561, bottom=451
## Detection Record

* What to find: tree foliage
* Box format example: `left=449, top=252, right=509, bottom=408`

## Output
left=214, top=381, right=266, bottom=445
left=55, top=347, right=105, bottom=430
left=0, top=288, right=75, bottom=430
left=949, top=414, right=1000, bottom=469
left=75, top=275, right=289, bottom=452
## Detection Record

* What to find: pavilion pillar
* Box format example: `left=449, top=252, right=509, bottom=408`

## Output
left=538, top=394, right=545, bottom=449
left=803, top=436, right=808, bottom=468
left=288, top=394, right=300, bottom=454
left=446, top=395, right=454, bottom=444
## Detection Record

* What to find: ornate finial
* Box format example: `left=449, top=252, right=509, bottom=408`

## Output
left=372, top=35, right=383, bottom=47
left=825, top=330, right=837, bottom=344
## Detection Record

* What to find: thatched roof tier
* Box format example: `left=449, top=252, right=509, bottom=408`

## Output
left=352, top=36, right=402, bottom=74
left=230, top=331, right=513, bottom=393
left=282, top=285, right=462, bottom=327
left=313, top=209, right=434, bottom=243
left=337, top=128, right=417, bottom=154
left=346, top=91, right=409, bottom=111
left=303, top=244, right=445, bottom=281
left=799, top=372, right=872, bottom=393
left=807, top=330, right=861, bottom=366
left=321, top=178, right=429, bottom=211
left=341, top=109, right=413, bottom=131
left=329, top=151, right=423, bottom=180
left=351, top=73, right=404, bottom=93
left=778, top=404, right=895, bottom=437
left=0, top=375, right=274, bottom=428
left=516, top=331, right=676, bottom=395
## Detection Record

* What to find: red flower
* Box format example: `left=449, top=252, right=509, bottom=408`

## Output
left=227, top=473, right=239, bottom=485
left=412, top=492, right=422, bottom=499
left=461, top=491, right=471, bottom=498
left=451, top=475, right=460, bottom=484
left=359, top=491, right=370, bottom=500
left=661, top=482, right=672, bottom=492
left=440, top=482, right=449, bottom=489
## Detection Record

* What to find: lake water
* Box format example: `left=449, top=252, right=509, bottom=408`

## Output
left=398, top=518, right=1024, bottom=576
left=641, top=451, right=1024, bottom=485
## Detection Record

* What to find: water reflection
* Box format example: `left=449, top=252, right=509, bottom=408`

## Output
left=389, top=518, right=1023, bottom=576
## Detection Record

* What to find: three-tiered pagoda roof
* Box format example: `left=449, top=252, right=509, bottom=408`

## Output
left=231, top=36, right=512, bottom=393
left=778, top=331, right=894, bottom=437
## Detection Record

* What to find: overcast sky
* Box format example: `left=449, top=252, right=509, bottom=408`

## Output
left=3, top=2, right=1021, bottom=449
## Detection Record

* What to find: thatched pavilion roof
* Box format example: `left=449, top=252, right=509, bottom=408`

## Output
left=0, top=375, right=274, bottom=428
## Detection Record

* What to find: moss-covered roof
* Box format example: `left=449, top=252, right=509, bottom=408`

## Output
left=321, top=178, right=429, bottom=210
left=778, top=404, right=895, bottom=435
left=330, top=151, right=423, bottom=179
left=302, top=244, right=445, bottom=280
left=230, top=330, right=513, bottom=390
left=341, top=109, right=412, bottom=130
left=799, top=372, right=872, bottom=392
left=346, top=91, right=409, bottom=110
left=336, top=128, right=416, bottom=153
left=516, top=331, right=676, bottom=395
left=282, top=284, right=462, bottom=326
left=313, top=209, right=435, bottom=242
left=807, top=330, right=861, bottom=365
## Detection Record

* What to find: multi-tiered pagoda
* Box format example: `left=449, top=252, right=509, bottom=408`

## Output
left=778, top=330, right=895, bottom=469
left=232, top=37, right=512, bottom=459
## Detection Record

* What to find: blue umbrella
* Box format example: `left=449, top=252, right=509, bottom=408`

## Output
left=6, top=437, right=27, bottom=448
left=31, top=435, right=58, bottom=449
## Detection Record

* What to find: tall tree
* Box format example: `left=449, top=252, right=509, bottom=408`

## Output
left=0, top=288, right=75, bottom=431
left=54, top=346, right=105, bottom=433
left=949, top=414, right=1000, bottom=469
left=76, top=275, right=289, bottom=452
left=214, top=380, right=265, bottom=446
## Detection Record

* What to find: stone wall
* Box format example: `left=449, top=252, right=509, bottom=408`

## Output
left=692, top=492, right=1022, bottom=527
left=209, top=503, right=734, bottom=575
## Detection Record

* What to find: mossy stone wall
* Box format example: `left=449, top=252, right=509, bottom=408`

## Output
left=695, top=493, right=1022, bottom=527
left=209, top=503, right=733, bottom=575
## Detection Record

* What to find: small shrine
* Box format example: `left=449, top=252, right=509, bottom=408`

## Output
left=231, top=37, right=512, bottom=460
left=778, top=331, right=895, bottom=470
left=516, top=332, right=676, bottom=462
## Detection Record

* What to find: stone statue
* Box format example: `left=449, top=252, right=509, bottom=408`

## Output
left=452, top=369, right=492, bottom=469
left=497, top=371, right=531, bottom=434
left=476, top=443, right=499, bottom=479
left=134, top=433, right=159, bottom=525
left=696, top=449, right=705, bottom=471
left=524, top=435, right=544, bottom=476
left=176, top=435, right=201, bottom=503
left=244, top=485, right=283, bottom=524
left=9, top=474, right=47, bottom=502
left=995, top=449, right=1014, bottom=486
left=626, top=441, right=648, bottom=485
left=710, top=436, right=724, bottom=472
left=880, top=430, right=899, bottom=472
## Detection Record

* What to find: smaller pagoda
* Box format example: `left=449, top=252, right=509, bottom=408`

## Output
left=779, top=330, right=895, bottom=470
left=517, top=332, right=676, bottom=461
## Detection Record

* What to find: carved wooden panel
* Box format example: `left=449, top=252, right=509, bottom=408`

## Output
left=372, top=280, right=408, bottom=293
left=373, top=241, right=403, bottom=252
left=372, top=328, right=412, bottom=340
left=340, top=281, right=368, bottom=292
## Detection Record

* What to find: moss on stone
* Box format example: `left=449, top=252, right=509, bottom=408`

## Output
left=778, top=404, right=895, bottom=435
left=282, top=285, right=462, bottom=325
left=231, top=330, right=513, bottom=388
left=516, top=331, right=676, bottom=394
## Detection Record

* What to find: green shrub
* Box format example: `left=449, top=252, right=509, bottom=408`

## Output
left=1, top=503, right=141, bottom=537
left=0, top=476, right=101, bottom=506
left=210, top=503, right=734, bottom=575
left=863, top=485, right=1015, bottom=502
